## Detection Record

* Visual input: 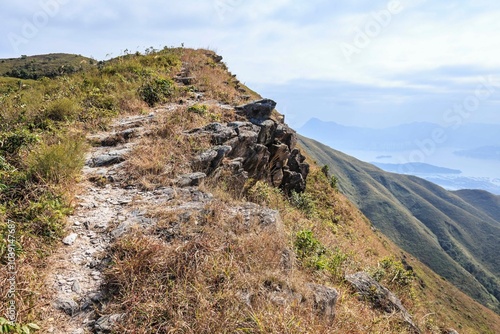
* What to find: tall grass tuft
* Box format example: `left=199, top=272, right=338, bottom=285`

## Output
left=28, top=134, right=86, bottom=185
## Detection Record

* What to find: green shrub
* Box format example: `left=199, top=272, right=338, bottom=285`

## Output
left=295, top=230, right=325, bottom=259
left=321, top=165, right=329, bottom=177
left=372, top=256, right=414, bottom=287
left=28, top=135, right=85, bottom=184
left=246, top=180, right=282, bottom=205
left=24, top=193, right=70, bottom=238
left=0, top=129, right=39, bottom=155
left=294, top=230, right=349, bottom=276
left=138, top=78, right=174, bottom=106
left=294, top=230, right=326, bottom=269
left=45, top=98, right=79, bottom=122
left=329, top=175, right=338, bottom=191
left=289, top=191, right=316, bottom=217
left=0, top=317, right=39, bottom=333
left=187, top=104, right=208, bottom=116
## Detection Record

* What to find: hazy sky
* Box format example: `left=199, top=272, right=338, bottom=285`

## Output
left=1, top=0, right=500, bottom=128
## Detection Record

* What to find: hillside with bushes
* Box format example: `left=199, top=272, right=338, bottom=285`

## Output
left=1, top=48, right=500, bottom=333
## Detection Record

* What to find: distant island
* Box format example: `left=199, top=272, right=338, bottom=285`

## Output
left=372, top=162, right=462, bottom=175
left=454, top=146, right=500, bottom=160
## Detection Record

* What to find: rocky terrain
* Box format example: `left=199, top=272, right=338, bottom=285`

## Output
left=40, top=97, right=318, bottom=333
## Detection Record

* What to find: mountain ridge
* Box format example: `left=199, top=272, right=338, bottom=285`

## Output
left=298, top=134, right=500, bottom=314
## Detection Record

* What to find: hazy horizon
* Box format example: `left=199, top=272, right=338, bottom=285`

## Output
left=2, top=1, right=500, bottom=130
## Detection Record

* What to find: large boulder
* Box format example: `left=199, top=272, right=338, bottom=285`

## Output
left=235, top=99, right=277, bottom=121
left=346, top=272, right=420, bottom=333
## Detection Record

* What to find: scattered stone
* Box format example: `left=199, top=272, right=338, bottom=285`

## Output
left=232, top=203, right=281, bottom=230
left=54, top=297, right=79, bottom=316
left=176, top=172, right=206, bottom=187
left=174, top=76, right=196, bottom=85
left=307, top=283, right=339, bottom=322
left=346, top=271, right=420, bottom=333
left=62, top=233, right=78, bottom=245
left=88, top=149, right=128, bottom=167
left=94, top=314, right=125, bottom=333
left=111, top=221, right=135, bottom=238
left=71, top=329, right=84, bottom=334
left=443, top=329, right=459, bottom=334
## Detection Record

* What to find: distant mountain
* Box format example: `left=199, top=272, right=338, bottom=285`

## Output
left=423, top=176, right=500, bottom=195
left=455, top=146, right=500, bottom=160
left=299, top=118, right=500, bottom=151
left=371, top=162, right=461, bottom=174
left=299, top=135, right=500, bottom=313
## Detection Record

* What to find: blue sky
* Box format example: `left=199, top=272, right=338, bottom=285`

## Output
left=1, top=0, right=500, bottom=128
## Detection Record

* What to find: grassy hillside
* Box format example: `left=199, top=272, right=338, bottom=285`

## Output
left=1, top=48, right=500, bottom=333
left=453, top=189, right=500, bottom=222
left=298, top=135, right=500, bottom=314
left=0, top=53, right=96, bottom=80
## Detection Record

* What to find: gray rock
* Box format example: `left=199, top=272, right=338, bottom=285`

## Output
left=176, top=172, right=206, bottom=187
left=72, top=280, right=81, bottom=293
left=346, top=272, right=420, bottom=333
left=235, top=99, right=277, bottom=121
left=89, top=154, right=125, bottom=167
left=193, top=146, right=231, bottom=175
left=241, top=144, right=270, bottom=178
left=233, top=203, right=281, bottom=230
left=71, top=329, right=85, bottom=334
left=54, top=297, right=79, bottom=316
left=174, top=76, right=196, bottom=85
left=62, top=233, right=78, bottom=245
left=111, top=221, right=135, bottom=238
left=256, top=119, right=277, bottom=145
left=225, top=130, right=259, bottom=158
left=193, top=149, right=218, bottom=169
left=443, top=329, right=459, bottom=334
left=275, top=124, right=297, bottom=151
left=186, top=101, right=309, bottom=196
left=281, top=169, right=306, bottom=195
left=288, top=149, right=310, bottom=180
left=203, top=123, right=237, bottom=145
left=94, top=313, right=125, bottom=333
left=307, top=283, right=339, bottom=322
left=87, top=149, right=129, bottom=167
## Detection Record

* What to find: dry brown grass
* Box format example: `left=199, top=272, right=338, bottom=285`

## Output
left=124, top=106, right=214, bottom=189
left=180, top=49, right=260, bottom=105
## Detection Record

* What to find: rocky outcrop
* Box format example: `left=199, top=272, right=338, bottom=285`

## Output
left=187, top=99, right=309, bottom=194
left=307, top=283, right=339, bottom=322
left=346, top=272, right=420, bottom=333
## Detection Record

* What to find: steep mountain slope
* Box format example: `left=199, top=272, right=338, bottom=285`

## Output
left=453, top=189, right=500, bottom=222
left=298, top=135, right=500, bottom=313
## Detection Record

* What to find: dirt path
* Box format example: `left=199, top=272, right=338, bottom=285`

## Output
left=42, top=112, right=159, bottom=334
